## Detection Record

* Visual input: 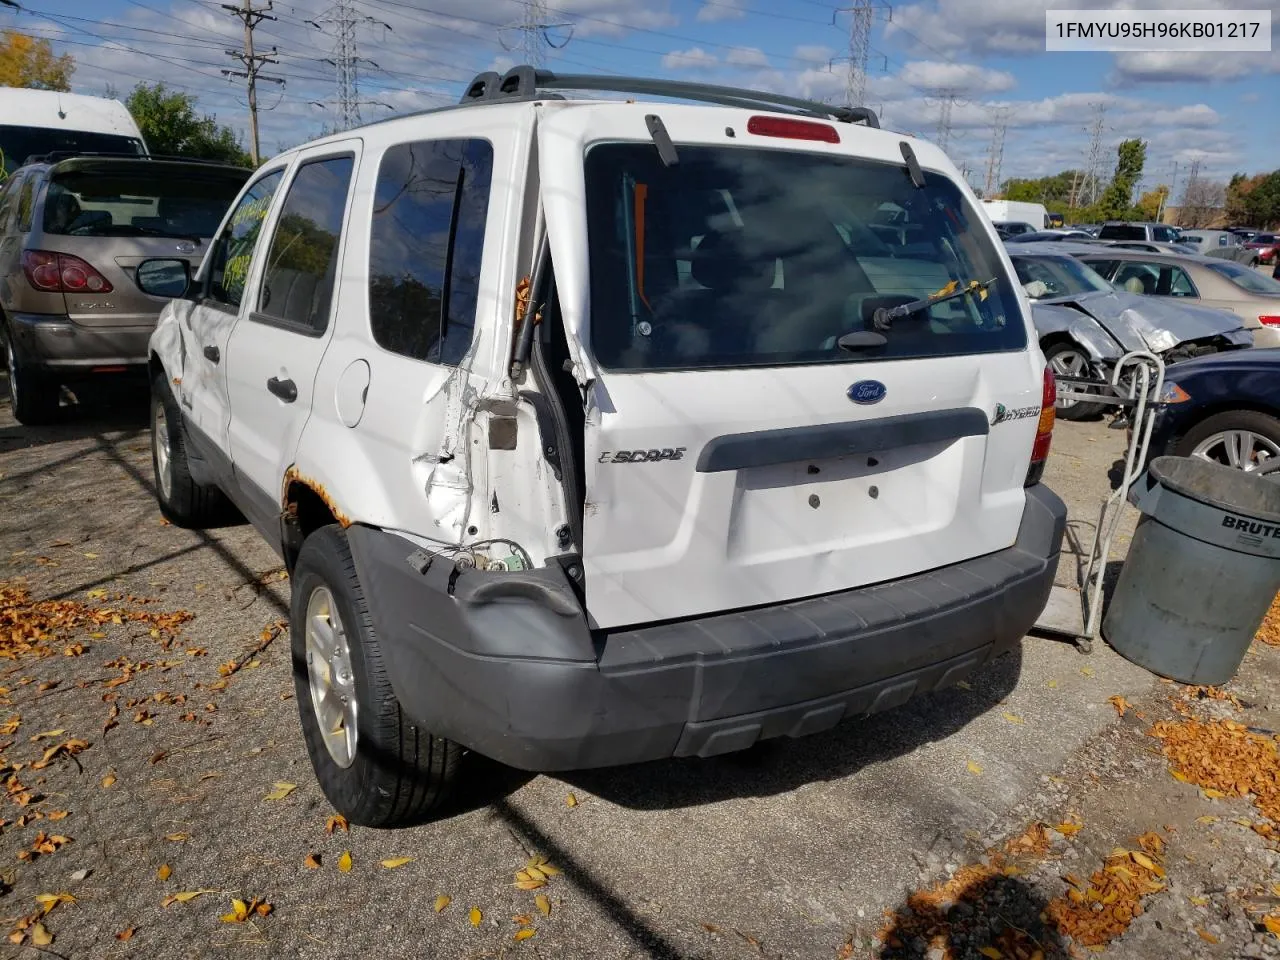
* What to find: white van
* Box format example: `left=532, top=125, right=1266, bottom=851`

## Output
left=0, top=89, right=147, bottom=180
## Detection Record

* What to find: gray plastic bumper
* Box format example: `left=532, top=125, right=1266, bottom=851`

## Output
left=347, top=484, right=1066, bottom=772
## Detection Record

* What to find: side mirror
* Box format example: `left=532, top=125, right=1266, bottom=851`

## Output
left=135, top=258, right=191, bottom=300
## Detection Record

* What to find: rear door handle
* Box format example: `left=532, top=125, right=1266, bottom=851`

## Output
left=266, top=376, right=297, bottom=403
left=203, top=345, right=220, bottom=363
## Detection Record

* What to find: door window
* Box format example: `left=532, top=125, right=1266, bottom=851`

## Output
left=206, top=169, right=285, bottom=309
left=257, top=155, right=354, bottom=334
left=368, top=138, right=493, bottom=365
left=1167, top=265, right=1197, bottom=297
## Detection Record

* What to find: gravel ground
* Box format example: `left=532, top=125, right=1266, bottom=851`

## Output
left=0, top=380, right=1275, bottom=960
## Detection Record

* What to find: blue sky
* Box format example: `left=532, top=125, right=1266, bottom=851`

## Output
left=4, top=0, right=1277, bottom=193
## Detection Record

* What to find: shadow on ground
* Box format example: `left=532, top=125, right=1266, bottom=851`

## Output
left=0, top=374, right=149, bottom=452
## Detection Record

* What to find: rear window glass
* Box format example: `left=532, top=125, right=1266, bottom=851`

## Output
left=0, top=124, right=145, bottom=177
left=1207, top=261, right=1280, bottom=295
left=1152, top=226, right=1179, bottom=242
left=583, top=144, right=1026, bottom=372
left=43, top=170, right=246, bottom=239
left=1098, top=224, right=1145, bottom=240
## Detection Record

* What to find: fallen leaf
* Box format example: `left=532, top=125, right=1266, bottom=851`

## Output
left=325, top=814, right=348, bottom=834
left=1202, top=788, right=1228, bottom=800
left=380, top=857, right=413, bottom=869
left=1196, top=929, right=1219, bottom=944
left=514, top=928, right=536, bottom=941
left=45, top=811, right=68, bottom=822
left=1265, top=915, right=1280, bottom=936
left=263, top=782, right=296, bottom=801
left=513, top=914, right=533, bottom=925
left=1081, top=667, right=1095, bottom=677
left=164, top=833, right=189, bottom=842
left=434, top=895, right=451, bottom=913
left=1047, top=679, right=1059, bottom=689
left=338, top=851, right=352, bottom=873
left=86, top=590, right=107, bottom=600
left=967, top=760, right=983, bottom=776
left=1055, top=821, right=1084, bottom=838
left=1196, top=815, right=1219, bottom=825
left=157, top=864, right=171, bottom=881
left=1108, top=695, right=1131, bottom=717
left=69, top=869, right=89, bottom=882
left=83, top=553, right=99, bottom=560
left=255, top=902, right=272, bottom=917
left=220, top=899, right=250, bottom=923
left=30, top=730, right=65, bottom=741
left=955, top=679, right=973, bottom=690
left=566, top=793, right=578, bottom=808
left=34, top=892, right=75, bottom=915
left=30, top=922, right=52, bottom=946
left=535, top=894, right=551, bottom=917
left=1002, top=711, right=1024, bottom=725
left=101, top=773, right=116, bottom=788
left=116, top=927, right=135, bottom=941
left=979, top=948, right=1003, bottom=959
left=469, top=907, right=482, bottom=928
left=162, top=889, right=216, bottom=907
left=1189, top=896, right=1209, bottom=906
left=514, top=877, right=546, bottom=891
left=304, top=854, right=321, bottom=870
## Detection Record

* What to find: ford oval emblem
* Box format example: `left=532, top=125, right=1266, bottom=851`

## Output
left=848, top=380, right=887, bottom=405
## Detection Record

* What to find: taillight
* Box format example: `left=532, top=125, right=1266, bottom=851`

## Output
left=746, top=115, right=840, bottom=143
left=1260, top=315, right=1280, bottom=326
left=1026, top=366, right=1055, bottom=487
left=21, top=250, right=113, bottom=294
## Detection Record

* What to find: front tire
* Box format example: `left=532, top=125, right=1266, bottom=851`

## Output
left=1043, top=341, right=1106, bottom=421
left=4, top=328, right=60, bottom=426
left=150, top=373, right=226, bottom=527
left=1173, top=410, right=1280, bottom=473
left=291, top=526, right=463, bottom=827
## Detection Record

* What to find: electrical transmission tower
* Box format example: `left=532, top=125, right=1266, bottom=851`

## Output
left=1083, top=102, right=1108, bottom=205
left=1156, top=160, right=1179, bottom=223
left=983, top=107, right=1009, bottom=197
left=934, top=89, right=958, bottom=151
left=307, top=0, right=391, bottom=131
left=501, top=0, right=573, bottom=68
left=222, top=0, right=284, bottom=166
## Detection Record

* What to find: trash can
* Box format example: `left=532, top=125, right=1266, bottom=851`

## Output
left=1104, top=455, right=1280, bottom=685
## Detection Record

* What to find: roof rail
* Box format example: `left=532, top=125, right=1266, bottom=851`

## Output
left=458, top=65, right=880, bottom=128
left=25, top=151, right=248, bottom=168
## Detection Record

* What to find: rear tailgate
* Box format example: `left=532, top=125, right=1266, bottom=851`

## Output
left=539, top=104, right=1043, bottom=630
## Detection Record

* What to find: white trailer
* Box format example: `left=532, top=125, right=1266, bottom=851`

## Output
left=981, top=200, right=1049, bottom=229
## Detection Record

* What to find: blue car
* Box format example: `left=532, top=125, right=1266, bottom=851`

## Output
left=1148, top=347, right=1280, bottom=471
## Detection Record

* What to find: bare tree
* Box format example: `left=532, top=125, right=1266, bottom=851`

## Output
left=1177, top=163, right=1227, bottom=227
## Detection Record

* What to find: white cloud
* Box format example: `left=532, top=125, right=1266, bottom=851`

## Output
left=1111, top=50, right=1280, bottom=83
left=695, top=0, right=748, bottom=23
left=725, top=46, right=769, bottom=69
left=661, top=47, right=719, bottom=71
left=896, top=60, right=1018, bottom=95
left=794, top=44, right=836, bottom=66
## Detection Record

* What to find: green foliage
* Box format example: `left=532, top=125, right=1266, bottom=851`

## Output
left=1227, top=171, right=1280, bottom=228
left=1000, top=171, right=1080, bottom=207
left=0, top=29, right=73, bottom=91
left=1135, top=186, right=1169, bottom=222
left=125, top=83, right=252, bottom=167
left=1096, top=139, right=1146, bottom=221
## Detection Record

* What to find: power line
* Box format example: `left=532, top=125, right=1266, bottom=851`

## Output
left=222, top=0, right=285, bottom=164
left=933, top=88, right=958, bottom=151
left=307, top=0, right=393, bottom=130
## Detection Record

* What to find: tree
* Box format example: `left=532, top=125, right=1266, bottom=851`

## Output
left=125, top=83, right=252, bottom=167
left=1226, top=171, right=1280, bottom=228
left=1178, top=176, right=1227, bottom=228
left=1096, top=139, right=1146, bottom=221
left=1001, top=170, right=1080, bottom=208
left=0, top=29, right=74, bottom=91
left=1135, top=185, right=1169, bottom=222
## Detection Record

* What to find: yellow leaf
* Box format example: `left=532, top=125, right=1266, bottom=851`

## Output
left=469, top=907, right=482, bottom=928
left=263, top=782, right=297, bottom=801
left=1189, top=896, right=1209, bottom=906
left=1081, top=667, right=1095, bottom=677
left=967, top=760, right=983, bottom=776
left=979, top=948, right=1003, bottom=959
left=34, top=892, right=74, bottom=914
left=956, top=680, right=973, bottom=690
left=1047, top=679, right=1058, bottom=689
left=514, top=928, right=536, bottom=942
left=1171, top=770, right=1191, bottom=783
left=101, top=773, right=116, bottom=788
left=86, top=590, right=107, bottom=599
left=515, top=878, right=546, bottom=890
left=304, top=854, right=321, bottom=869
left=30, top=923, right=52, bottom=946
left=536, top=863, right=561, bottom=877
left=1002, top=711, right=1024, bottom=725
left=535, top=894, right=551, bottom=917
left=566, top=793, right=578, bottom=808
left=380, top=857, right=413, bottom=869
left=526, top=865, right=547, bottom=882
left=1197, top=929, right=1219, bottom=944
left=157, top=864, right=171, bottom=881
left=1196, top=815, right=1219, bottom=824
left=162, top=889, right=216, bottom=907
left=325, top=814, right=348, bottom=834
left=1202, top=788, right=1228, bottom=799
left=434, top=895, right=451, bottom=913
left=220, top=898, right=250, bottom=923
left=338, top=851, right=352, bottom=873
left=1131, top=851, right=1156, bottom=871
left=1107, top=694, right=1130, bottom=717
left=30, top=729, right=65, bottom=740
left=164, top=833, right=189, bottom=842
left=83, top=553, right=99, bottom=559
left=1271, top=884, right=1280, bottom=898
left=1264, top=915, right=1280, bottom=936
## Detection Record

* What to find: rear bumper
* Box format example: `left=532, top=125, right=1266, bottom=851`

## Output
left=348, top=484, right=1067, bottom=772
left=1252, top=326, right=1280, bottom=349
left=6, top=312, right=152, bottom=370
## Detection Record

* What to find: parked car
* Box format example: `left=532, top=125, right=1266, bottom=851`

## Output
left=1006, top=230, right=1099, bottom=243
left=1007, top=248, right=1254, bottom=420
left=1073, top=249, right=1280, bottom=346
left=138, top=66, right=1066, bottom=825
left=0, top=154, right=251, bottom=423
left=1069, top=223, right=1102, bottom=237
left=994, top=220, right=1038, bottom=239
left=1103, top=240, right=1197, bottom=255
left=1146, top=348, right=1280, bottom=472
left=1244, top=233, right=1279, bottom=265
left=1178, top=229, right=1241, bottom=252
left=1097, top=221, right=1183, bottom=243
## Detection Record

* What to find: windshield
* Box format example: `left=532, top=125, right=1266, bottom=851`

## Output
left=583, top=144, right=1025, bottom=371
left=1207, top=261, right=1280, bottom=295
left=0, top=125, right=144, bottom=179
left=1009, top=254, right=1114, bottom=298
left=43, top=171, right=244, bottom=240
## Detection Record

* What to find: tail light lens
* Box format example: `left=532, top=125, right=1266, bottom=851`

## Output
left=1260, top=315, right=1280, bottom=326
left=746, top=115, right=840, bottom=143
left=21, top=250, right=113, bottom=294
left=1026, top=366, right=1056, bottom=487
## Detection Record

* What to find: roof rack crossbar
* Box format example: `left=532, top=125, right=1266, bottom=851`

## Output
left=456, top=66, right=880, bottom=128
left=24, top=151, right=247, bottom=168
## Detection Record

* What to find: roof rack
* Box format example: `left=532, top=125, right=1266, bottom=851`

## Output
left=459, top=65, right=880, bottom=128
left=24, top=151, right=248, bottom=168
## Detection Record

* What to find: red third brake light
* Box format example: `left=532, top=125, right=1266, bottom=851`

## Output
left=21, top=250, right=113, bottom=294
left=746, top=115, right=840, bottom=144
left=1026, top=366, right=1056, bottom=487
left=1260, top=315, right=1280, bottom=326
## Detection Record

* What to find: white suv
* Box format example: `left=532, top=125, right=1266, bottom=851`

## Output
left=138, top=67, right=1066, bottom=827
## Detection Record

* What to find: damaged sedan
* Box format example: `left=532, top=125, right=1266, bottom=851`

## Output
left=1008, top=248, right=1255, bottom=420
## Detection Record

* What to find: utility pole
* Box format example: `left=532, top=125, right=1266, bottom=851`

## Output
left=500, top=0, right=573, bottom=68
left=983, top=106, right=1009, bottom=198
left=308, top=0, right=391, bottom=131
left=934, top=89, right=958, bottom=151
left=222, top=0, right=284, bottom=166
left=1083, top=102, right=1108, bottom=206
left=1156, top=161, right=1179, bottom=224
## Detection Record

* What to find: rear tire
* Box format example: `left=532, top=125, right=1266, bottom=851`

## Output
left=291, top=526, right=463, bottom=827
left=1173, top=410, right=1280, bottom=473
left=1043, top=340, right=1106, bottom=421
left=150, top=373, right=227, bottom=527
left=4, top=328, right=60, bottom=426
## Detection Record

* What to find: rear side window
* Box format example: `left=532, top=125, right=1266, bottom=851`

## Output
left=16, top=176, right=35, bottom=231
left=1098, top=224, right=1145, bottom=240
left=584, top=144, right=1026, bottom=371
left=258, top=155, right=354, bottom=335
left=368, top=138, right=493, bottom=366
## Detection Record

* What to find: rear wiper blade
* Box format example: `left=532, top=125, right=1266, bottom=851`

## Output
left=871, top=277, right=997, bottom=331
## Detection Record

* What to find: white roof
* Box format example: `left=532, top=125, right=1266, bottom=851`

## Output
left=0, top=88, right=142, bottom=139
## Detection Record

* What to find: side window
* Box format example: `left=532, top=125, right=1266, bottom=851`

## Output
left=258, top=155, right=355, bottom=335
left=1167, top=266, right=1197, bottom=297
left=207, top=170, right=285, bottom=309
left=1084, top=259, right=1117, bottom=280
left=0, top=175, right=17, bottom=231
left=16, top=176, right=35, bottom=231
left=1113, top=261, right=1159, bottom=295
left=368, top=138, right=493, bottom=365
